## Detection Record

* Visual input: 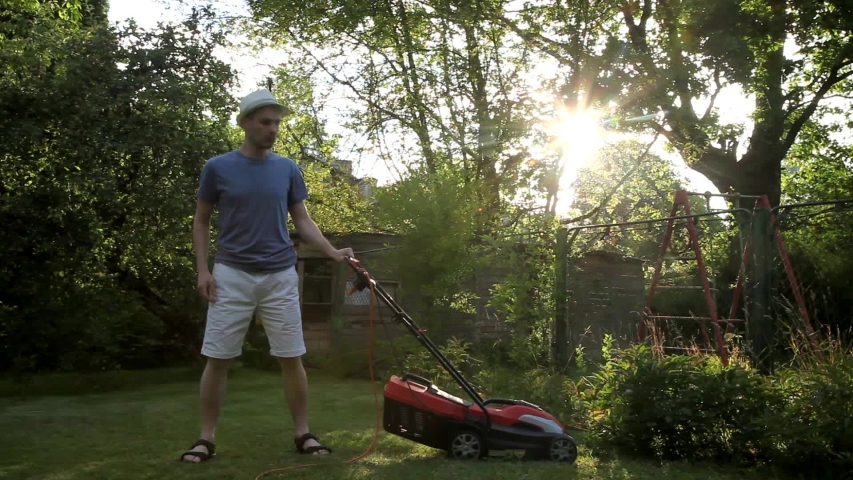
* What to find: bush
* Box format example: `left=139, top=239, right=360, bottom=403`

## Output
left=473, top=365, right=589, bottom=429
left=582, top=345, right=773, bottom=463
left=0, top=280, right=189, bottom=378
left=761, top=352, right=853, bottom=474
left=580, top=342, right=853, bottom=475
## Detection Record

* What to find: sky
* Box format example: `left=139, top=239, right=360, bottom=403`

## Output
left=107, top=0, right=738, bottom=213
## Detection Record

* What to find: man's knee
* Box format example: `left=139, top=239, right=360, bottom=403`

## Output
left=276, top=355, right=304, bottom=373
left=205, top=356, right=234, bottom=373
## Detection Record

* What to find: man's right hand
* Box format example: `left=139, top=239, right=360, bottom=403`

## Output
left=198, top=271, right=217, bottom=303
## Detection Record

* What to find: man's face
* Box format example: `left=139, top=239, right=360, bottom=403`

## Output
left=242, top=106, right=283, bottom=149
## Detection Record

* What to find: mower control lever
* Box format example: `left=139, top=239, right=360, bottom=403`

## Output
left=401, top=373, right=433, bottom=388
left=483, top=398, right=543, bottom=410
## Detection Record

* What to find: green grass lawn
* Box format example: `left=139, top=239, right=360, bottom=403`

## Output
left=0, top=366, right=787, bottom=480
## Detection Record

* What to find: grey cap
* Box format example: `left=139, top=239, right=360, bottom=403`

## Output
left=236, top=88, right=293, bottom=123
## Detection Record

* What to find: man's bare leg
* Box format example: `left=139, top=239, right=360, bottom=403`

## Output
left=277, top=356, right=329, bottom=454
left=182, top=357, right=232, bottom=462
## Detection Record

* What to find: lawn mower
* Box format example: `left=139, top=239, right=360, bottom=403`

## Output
left=344, top=256, right=578, bottom=463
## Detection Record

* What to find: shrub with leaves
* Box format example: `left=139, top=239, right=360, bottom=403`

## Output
left=577, top=341, right=853, bottom=475
left=372, top=166, right=486, bottom=335
left=582, top=345, right=774, bottom=462
left=760, top=351, right=853, bottom=474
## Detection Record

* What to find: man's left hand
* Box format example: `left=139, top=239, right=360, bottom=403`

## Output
left=330, top=247, right=355, bottom=262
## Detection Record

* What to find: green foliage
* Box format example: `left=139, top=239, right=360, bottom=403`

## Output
left=397, top=328, right=851, bottom=475
left=573, top=343, right=853, bottom=475
left=0, top=11, right=240, bottom=374
left=583, top=346, right=773, bottom=463
left=373, top=166, right=485, bottom=329
left=0, top=0, right=105, bottom=40
left=481, top=224, right=558, bottom=369
left=762, top=355, right=853, bottom=471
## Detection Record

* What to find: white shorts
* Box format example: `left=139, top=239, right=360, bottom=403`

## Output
left=201, top=262, right=306, bottom=359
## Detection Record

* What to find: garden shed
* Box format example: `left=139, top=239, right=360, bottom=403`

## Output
left=286, top=231, right=494, bottom=354
left=288, top=231, right=404, bottom=353
left=566, top=250, right=646, bottom=361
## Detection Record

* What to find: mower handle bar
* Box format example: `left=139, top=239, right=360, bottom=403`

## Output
left=343, top=256, right=492, bottom=427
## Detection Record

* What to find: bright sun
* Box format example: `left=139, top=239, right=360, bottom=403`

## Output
left=544, top=107, right=609, bottom=214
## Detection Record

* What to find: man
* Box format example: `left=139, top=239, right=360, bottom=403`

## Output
left=179, top=88, right=354, bottom=463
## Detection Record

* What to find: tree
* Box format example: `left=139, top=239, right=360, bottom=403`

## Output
left=1, top=0, right=108, bottom=40
left=499, top=0, right=853, bottom=208
left=371, top=164, right=486, bottom=333
left=241, top=0, right=552, bottom=227
left=0, top=10, right=240, bottom=372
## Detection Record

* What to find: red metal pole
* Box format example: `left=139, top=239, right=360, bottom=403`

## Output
left=641, top=193, right=681, bottom=342
left=679, top=190, right=720, bottom=359
left=759, top=195, right=824, bottom=362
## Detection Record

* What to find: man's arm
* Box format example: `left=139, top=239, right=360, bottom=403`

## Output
left=193, top=198, right=215, bottom=273
left=193, top=198, right=217, bottom=302
left=289, top=201, right=353, bottom=262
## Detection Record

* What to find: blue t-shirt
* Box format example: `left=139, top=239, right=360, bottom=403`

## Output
left=197, top=149, right=309, bottom=273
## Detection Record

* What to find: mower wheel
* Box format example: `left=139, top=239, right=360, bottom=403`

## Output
left=448, top=430, right=485, bottom=460
left=547, top=434, right=578, bottom=463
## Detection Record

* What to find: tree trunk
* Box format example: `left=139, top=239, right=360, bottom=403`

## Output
left=692, top=144, right=783, bottom=321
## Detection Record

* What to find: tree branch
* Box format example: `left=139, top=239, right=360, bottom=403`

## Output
left=783, top=66, right=853, bottom=154
left=692, top=146, right=738, bottom=193
left=494, top=15, right=578, bottom=67
left=702, top=67, right=723, bottom=123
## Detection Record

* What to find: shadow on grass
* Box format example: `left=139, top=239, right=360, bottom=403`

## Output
left=0, top=364, right=204, bottom=398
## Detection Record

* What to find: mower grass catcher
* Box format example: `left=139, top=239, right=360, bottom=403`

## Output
left=345, top=257, right=578, bottom=463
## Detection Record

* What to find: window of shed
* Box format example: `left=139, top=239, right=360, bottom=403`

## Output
left=344, top=280, right=397, bottom=305
left=301, top=259, right=334, bottom=305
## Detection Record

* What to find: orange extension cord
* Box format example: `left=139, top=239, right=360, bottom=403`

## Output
left=254, top=273, right=381, bottom=480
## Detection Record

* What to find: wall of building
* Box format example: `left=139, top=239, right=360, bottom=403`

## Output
left=566, top=250, right=646, bottom=361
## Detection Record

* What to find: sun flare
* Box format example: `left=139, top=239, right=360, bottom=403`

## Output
left=547, top=108, right=607, bottom=166
left=544, top=107, right=609, bottom=214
